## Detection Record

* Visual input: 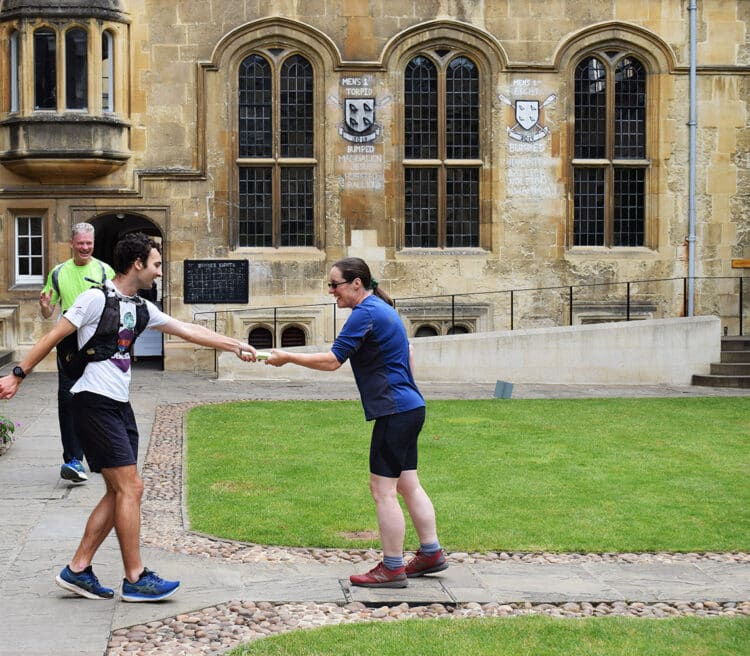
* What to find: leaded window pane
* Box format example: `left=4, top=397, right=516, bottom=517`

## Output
left=238, top=167, right=273, bottom=247
left=574, top=57, right=606, bottom=159
left=573, top=54, right=647, bottom=248
left=446, top=168, right=479, bottom=247
left=280, top=167, right=314, bottom=246
left=10, top=31, right=19, bottom=112
left=280, top=55, right=313, bottom=158
left=405, top=56, right=437, bottom=159
left=239, top=55, right=272, bottom=158
left=573, top=168, right=605, bottom=246
left=405, top=168, right=438, bottom=248
left=614, top=57, right=646, bottom=159
left=34, top=29, right=56, bottom=110
left=65, top=28, right=87, bottom=109
left=446, top=57, right=479, bottom=160
left=102, top=31, right=114, bottom=112
left=614, top=168, right=645, bottom=246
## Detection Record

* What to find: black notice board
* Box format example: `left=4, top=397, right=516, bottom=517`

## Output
left=183, top=259, right=249, bottom=304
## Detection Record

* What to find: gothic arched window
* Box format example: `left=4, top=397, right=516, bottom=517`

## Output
left=403, top=53, right=480, bottom=248
left=65, top=27, right=88, bottom=109
left=101, top=30, right=114, bottom=112
left=573, top=54, right=647, bottom=247
left=238, top=52, right=315, bottom=247
left=33, top=28, right=56, bottom=110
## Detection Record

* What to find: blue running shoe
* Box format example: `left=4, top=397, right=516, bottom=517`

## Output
left=121, top=568, right=180, bottom=602
left=56, top=565, right=114, bottom=599
left=60, top=458, right=88, bottom=483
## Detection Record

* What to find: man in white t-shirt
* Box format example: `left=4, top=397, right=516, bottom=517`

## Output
left=0, top=233, right=257, bottom=602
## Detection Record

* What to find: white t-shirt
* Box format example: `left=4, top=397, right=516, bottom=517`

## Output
left=66, top=281, right=170, bottom=402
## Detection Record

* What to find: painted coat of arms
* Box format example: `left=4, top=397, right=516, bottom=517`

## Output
left=339, top=98, right=381, bottom=143
left=500, top=93, right=556, bottom=142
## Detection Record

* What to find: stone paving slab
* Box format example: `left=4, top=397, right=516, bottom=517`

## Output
left=345, top=574, right=454, bottom=605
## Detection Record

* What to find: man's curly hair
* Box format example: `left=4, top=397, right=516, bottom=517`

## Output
left=113, top=232, right=160, bottom=274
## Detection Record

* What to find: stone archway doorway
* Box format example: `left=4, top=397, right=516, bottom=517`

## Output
left=90, top=213, right=165, bottom=368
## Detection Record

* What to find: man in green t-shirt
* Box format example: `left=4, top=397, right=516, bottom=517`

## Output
left=40, top=222, right=115, bottom=483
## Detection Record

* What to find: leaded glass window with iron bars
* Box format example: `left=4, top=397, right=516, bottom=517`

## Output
left=573, top=54, right=647, bottom=247
left=238, top=52, right=315, bottom=247
left=404, top=53, right=480, bottom=249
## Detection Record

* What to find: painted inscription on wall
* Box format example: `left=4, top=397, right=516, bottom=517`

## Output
left=501, top=79, right=557, bottom=199
left=336, top=76, right=384, bottom=191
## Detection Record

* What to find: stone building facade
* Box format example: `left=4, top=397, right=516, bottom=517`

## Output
left=0, top=0, right=747, bottom=370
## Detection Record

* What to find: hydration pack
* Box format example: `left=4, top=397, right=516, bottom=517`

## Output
left=58, top=285, right=149, bottom=380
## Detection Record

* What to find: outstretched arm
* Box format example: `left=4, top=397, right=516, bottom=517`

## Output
left=265, top=349, right=341, bottom=371
left=157, top=318, right=256, bottom=359
left=0, top=317, right=77, bottom=399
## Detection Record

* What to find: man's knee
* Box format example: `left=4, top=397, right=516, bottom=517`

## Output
left=130, top=477, right=144, bottom=499
left=103, top=467, right=144, bottom=497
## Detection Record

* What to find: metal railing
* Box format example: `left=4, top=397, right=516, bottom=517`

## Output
left=194, top=275, right=748, bottom=348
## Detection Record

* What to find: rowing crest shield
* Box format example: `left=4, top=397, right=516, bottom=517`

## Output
left=339, top=97, right=381, bottom=143
left=345, top=99, right=374, bottom=133
left=515, top=100, right=539, bottom=131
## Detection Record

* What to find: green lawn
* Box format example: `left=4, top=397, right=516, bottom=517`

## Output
left=225, top=615, right=750, bottom=656
left=186, top=397, right=749, bottom=553
left=186, top=397, right=749, bottom=655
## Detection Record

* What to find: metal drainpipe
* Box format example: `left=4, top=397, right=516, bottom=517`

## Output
left=687, top=0, right=697, bottom=316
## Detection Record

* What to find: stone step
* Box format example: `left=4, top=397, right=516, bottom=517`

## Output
left=692, top=374, right=750, bottom=388
left=721, top=336, right=750, bottom=351
left=0, top=350, right=12, bottom=367
left=721, top=350, right=750, bottom=363
left=710, top=362, right=750, bottom=376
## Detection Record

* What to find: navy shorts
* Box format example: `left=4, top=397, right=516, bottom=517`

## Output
left=369, top=406, right=426, bottom=478
left=72, top=391, right=139, bottom=472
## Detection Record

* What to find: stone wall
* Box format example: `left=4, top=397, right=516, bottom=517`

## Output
left=217, top=316, right=722, bottom=386
left=0, top=1, right=747, bottom=370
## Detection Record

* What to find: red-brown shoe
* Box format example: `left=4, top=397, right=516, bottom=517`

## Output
left=405, top=549, right=448, bottom=578
left=349, top=562, right=408, bottom=588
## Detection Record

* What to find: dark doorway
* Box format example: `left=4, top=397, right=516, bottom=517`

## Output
left=90, top=213, right=165, bottom=369
left=90, top=213, right=162, bottom=266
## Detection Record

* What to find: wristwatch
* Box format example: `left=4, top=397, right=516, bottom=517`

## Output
left=12, top=366, right=26, bottom=379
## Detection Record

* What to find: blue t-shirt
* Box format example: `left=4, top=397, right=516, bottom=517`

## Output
left=331, top=295, right=424, bottom=420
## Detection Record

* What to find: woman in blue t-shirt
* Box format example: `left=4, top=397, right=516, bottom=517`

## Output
left=265, top=257, right=447, bottom=588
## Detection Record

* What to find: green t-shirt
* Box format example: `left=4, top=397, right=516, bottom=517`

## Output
left=42, top=258, right=116, bottom=312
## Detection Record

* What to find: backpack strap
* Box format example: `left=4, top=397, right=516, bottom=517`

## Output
left=51, top=259, right=107, bottom=300
left=50, top=263, right=65, bottom=298
left=134, top=302, right=150, bottom=338
left=58, top=287, right=112, bottom=379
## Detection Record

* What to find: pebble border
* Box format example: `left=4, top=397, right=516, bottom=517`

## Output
left=105, top=400, right=749, bottom=655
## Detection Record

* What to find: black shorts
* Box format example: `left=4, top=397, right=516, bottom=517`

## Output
left=72, top=391, right=139, bottom=472
left=369, top=406, right=426, bottom=478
